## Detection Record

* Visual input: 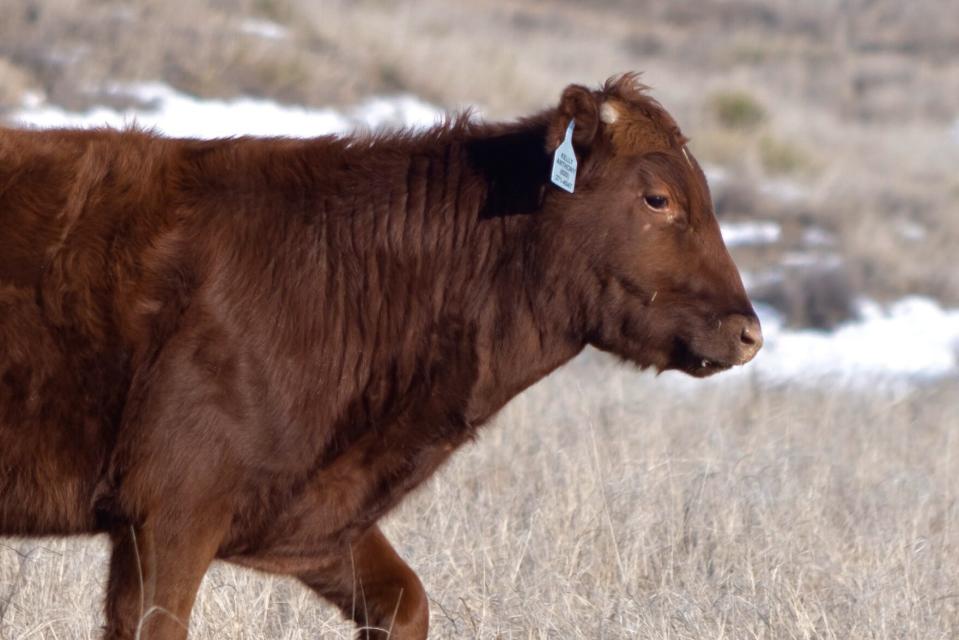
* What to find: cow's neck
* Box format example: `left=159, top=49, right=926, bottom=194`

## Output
left=267, top=123, right=587, bottom=538
left=439, top=123, right=587, bottom=425
left=464, top=253, right=586, bottom=425
left=314, top=118, right=586, bottom=428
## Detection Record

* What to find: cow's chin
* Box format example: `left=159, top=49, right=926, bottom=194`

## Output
left=618, top=333, right=738, bottom=379
left=665, top=337, right=736, bottom=378
left=604, top=337, right=734, bottom=379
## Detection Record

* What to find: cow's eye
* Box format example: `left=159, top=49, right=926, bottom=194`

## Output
left=644, top=194, right=669, bottom=211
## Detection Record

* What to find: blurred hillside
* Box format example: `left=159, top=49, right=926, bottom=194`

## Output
left=2, top=0, right=958, bottom=327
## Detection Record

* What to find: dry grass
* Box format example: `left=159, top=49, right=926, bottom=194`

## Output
left=2, top=354, right=958, bottom=638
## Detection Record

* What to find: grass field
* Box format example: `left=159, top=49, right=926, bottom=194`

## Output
left=2, top=354, right=958, bottom=638
left=2, top=1, right=958, bottom=638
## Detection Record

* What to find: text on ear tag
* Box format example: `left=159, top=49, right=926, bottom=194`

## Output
left=550, top=120, right=577, bottom=193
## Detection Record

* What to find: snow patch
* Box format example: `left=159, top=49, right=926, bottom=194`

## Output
left=239, top=19, right=289, bottom=40
left=739, top=268, right=784, bottom=292
left=720, top=221, right=781, bottom=247
left=802, top=227, right=835, bottom=247
left=10, top=82, right=444, bottom=139
left=897, top=220, right=927, bottom=241
left=745, top=297, right=959, bottom=385
left=352, top=96, right=448, bottom=132
left=759, top=178, right=805, bottom=202
left=780, top=251, right=842, bottom=269
left=702, top=163, right=728, bottom=186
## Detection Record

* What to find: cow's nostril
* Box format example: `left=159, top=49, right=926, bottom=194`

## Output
left=720, top=313, right=763, bottom=364
left=738, top=317, right=763, bottom=352
left=719, top=313, right=763, bottom=364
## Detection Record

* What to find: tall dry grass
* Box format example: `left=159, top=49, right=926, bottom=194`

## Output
left=3, top=353, right=957, bottom=638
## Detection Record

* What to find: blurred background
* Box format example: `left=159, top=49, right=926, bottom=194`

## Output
left=1, top=1, right=958, bottom=638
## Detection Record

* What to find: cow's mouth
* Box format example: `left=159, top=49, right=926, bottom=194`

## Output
left=690, top=358, right=733, bottom=377
left=670, top=338, right=735, bottom=378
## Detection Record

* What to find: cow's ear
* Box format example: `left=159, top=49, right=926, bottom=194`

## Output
left=547, top=84, right=600, bottom=153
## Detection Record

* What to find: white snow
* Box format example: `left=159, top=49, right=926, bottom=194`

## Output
left=720, top=220, right=781, bottom=247
left=351, top=96, right=448, bottom=132
left=802, top=227, right=835, bottom=247
left=9, top=82, right=444, bottom=139
left=239, top=19, right=289, bottom=40
left=897, top=220, right=927, bottom=241
left=702, top=164, right=728, bottom=186
left=8, top=85, right=959, bottom=386
left=738, top=268, right=783, bottom=292
left=759, top=178, right=805, bottom=203
left=780, top=251, right=842, bottom=269
left=744, top=297, right=959, bottom=385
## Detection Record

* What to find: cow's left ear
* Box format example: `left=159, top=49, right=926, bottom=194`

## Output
left=547, top=84, right=601, bottom=153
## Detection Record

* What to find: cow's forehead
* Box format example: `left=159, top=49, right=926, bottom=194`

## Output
left=600, top=75, right=687, bottom=154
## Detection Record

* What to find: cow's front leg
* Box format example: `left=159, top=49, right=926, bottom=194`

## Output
left=101, top=327, right=239, bottom=640
left=103, top=502, right=231, bottom=640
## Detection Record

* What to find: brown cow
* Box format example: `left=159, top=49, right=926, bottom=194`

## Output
left=0, top=74, right=760, bottom=639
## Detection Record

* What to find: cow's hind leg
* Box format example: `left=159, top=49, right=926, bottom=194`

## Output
left=301, top=526, right=429, bottom=640
left=232, top=524, right=428, bottom=640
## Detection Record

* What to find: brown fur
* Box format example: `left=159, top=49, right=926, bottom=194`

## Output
left=0, top=74, right=760, bottom=639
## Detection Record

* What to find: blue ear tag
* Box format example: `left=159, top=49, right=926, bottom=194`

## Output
left=550, top=120, right=577, bottom=193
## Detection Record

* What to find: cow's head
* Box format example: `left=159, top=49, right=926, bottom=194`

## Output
left=541, top=74, right=761, bottom=377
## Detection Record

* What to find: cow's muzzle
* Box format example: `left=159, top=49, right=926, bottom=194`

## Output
left=722, top=313, right=763, bottom=365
